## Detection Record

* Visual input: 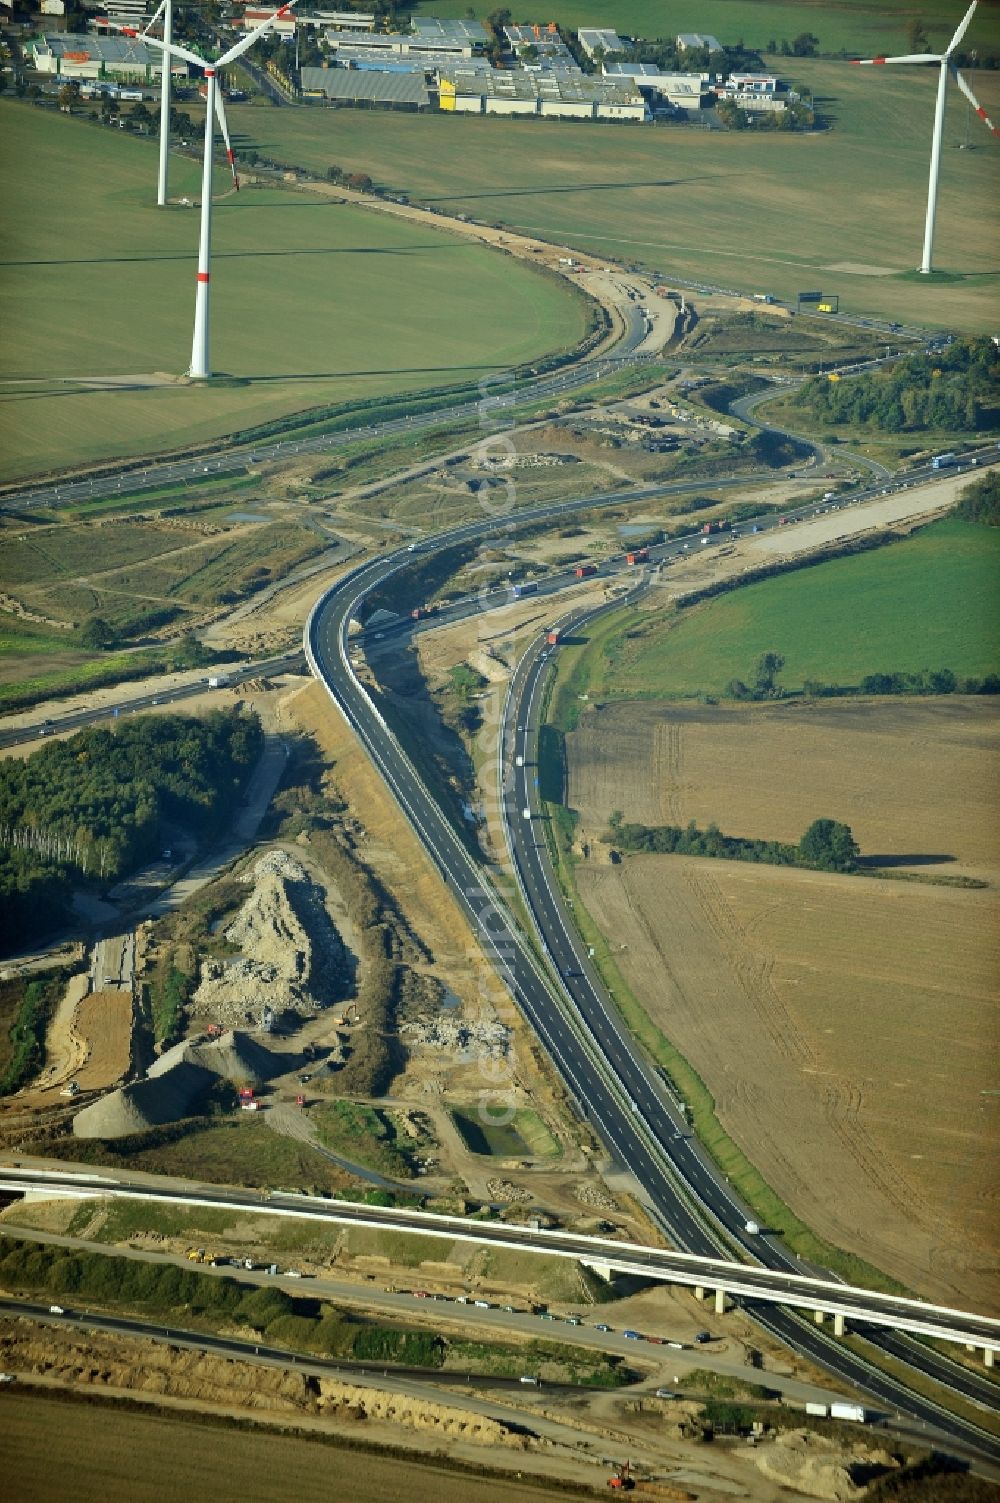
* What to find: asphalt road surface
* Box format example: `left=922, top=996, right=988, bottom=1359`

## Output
left=301, top=473, right=1000, bottom=1462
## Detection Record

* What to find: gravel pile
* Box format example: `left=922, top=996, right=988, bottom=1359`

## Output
left=401, top=1016, right=511, bottom=1060
left=190, top=850, right=344, bottom=1030
left=575, top=1182, right=619, bottom=1211
left=72, top=1030, right=285, bottom=1139
left=485, top=1178, right=533, bottom=1204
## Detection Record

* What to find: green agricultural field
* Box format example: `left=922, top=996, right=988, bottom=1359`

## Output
left=0, top=102, right=588, bottom=481
left=416, top=0, right=1000, bottom=55
left=232, top=56, right=1000, bottom=335
left=568, top=518, right=1000, bottom=700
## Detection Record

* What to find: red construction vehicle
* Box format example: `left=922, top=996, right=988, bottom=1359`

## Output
left=625, top=549, right=649, bottom=566
left=206, top=1023, right=224, bottom=1038
left=295, top=1094, right=306, bottom=1108
left=608, top=1460, right=634, bottom=1491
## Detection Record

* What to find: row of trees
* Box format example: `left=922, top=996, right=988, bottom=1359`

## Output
left=606, top=813, right=862, bottom=875
left=0, top=1235, right=444, bottom=1367
left=0, top=710, right=261, bottom=953
left=955, top=471, right=1000, bottom=527
left=794, top=337, right=1000, bottom=434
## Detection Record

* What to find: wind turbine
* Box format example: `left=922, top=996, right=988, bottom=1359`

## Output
left=120, top=0, right=174, bottom=204
left=853, top=1, right=998, bottom=275
left=119, top=3, right=296, bottom=377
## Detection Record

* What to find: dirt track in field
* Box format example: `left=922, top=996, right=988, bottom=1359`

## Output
left=577, top=855, right=1000, bottom=1312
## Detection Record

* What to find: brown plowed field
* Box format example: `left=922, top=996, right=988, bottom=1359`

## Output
left=577, top=857, right=1000, bottom=1312
left=567, top=696, right=1000, bottom=1312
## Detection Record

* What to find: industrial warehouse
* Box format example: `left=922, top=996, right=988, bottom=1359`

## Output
left=25, top=13, right=804, bottom=128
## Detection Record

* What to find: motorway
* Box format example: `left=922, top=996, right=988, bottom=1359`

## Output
left=0, top=1296, right=590, bottom=1400
left=0, top=649, right=305, bottom=753
left=299, top=462, right=1000, bottom=1459
left=0, top=262, right=934, bottom=519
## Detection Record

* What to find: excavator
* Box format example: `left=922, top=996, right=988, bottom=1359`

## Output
left=608, top=1460, right=634, bottom=1491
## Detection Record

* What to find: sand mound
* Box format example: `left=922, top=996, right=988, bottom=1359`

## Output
left=149, top=1029, right=281, bottom=1086
left=73, top=1030, right=285, bottom=1139
left=752, top=1430, right=899, bottom=1501
left=73, top=1062, right=212, bottom=1138
left=190, top=850, right=345, bottom=1030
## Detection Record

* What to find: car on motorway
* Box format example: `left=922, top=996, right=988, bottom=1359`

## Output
left=594, top=1322, right=612, bottom=1333
left=519, top=1375, right=540, bottom=1386
left=622, top=1329, right=642, bottom=1340
left=695, top=1330, right=712, bottom=1344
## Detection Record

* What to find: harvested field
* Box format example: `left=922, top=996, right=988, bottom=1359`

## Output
left=576, top=855, right=1000, bottom=1312
left=566, top=693, right=1000, bottom=1307
left=568, top=696, right=1000, bottom=882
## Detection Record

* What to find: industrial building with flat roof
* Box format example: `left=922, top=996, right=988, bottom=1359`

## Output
left=330, top=46, right=491, bottom=75
left=409, top=16, right=488, bottom=53
left=32, top=31, right=187, bottom=78
left=503, top=22, right=580, bottom=70
left=602, top=61, right=707, bottom=109
left=440, top=68, right=645, bottom=121
left=300, top=66, right=429, bottom=108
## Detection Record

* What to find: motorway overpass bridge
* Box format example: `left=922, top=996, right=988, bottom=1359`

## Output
left=3, top=1168, right=998, bottom=1361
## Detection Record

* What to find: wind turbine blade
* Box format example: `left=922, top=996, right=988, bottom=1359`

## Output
left=214, top=89, right=239, bottom=187
left=946, top=0, right=979, bottom=57
left=952, top=66, right=1000, bottom=135
left=142, top=0, right=166, bottom=36
left=111, top=24, right=204, bottom=68
left=852, top=53, right=942, bottom=65
left=217, top=2, right=298, bottom=67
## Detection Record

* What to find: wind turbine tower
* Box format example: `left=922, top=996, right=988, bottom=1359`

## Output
left=853, top=1, right=997, bottom=275
left=119, top=3, right=296, bottom=377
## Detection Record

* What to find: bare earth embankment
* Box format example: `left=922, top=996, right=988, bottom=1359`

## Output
left=567, top=698, right=1000, bottom=1312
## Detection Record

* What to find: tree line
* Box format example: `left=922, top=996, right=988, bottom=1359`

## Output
left=955, top=471, right=1000, bottom=528
left=606, top=812, right=862, bottom=874
left=793, top=337, right=1000, bottom=434
left=0, top=710, right=261, bottom=953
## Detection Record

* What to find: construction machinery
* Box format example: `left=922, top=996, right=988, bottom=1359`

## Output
left=608, top=1460, right=634, bottom=1491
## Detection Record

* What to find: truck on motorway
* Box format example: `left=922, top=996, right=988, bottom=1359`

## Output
left=574, top=563, right=596, bottom=578
left=753, top=293, right=776, bottom=304
left=510, top=581, right=538, bottom=599
left=931, top=452, right=956, bottom=470
left=625, top=548, right=649, bottom=566
left=207, top=675, right=230, bottom=688
left=830, top=1401, right=868, bottom=1423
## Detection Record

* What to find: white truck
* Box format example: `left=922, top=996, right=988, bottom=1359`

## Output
left=207, top=674, right=231, bottom=689
left=830, top=1401, right=867, bottom=1423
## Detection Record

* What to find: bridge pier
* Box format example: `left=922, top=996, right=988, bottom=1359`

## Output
left=833, top=1313, right=846, bottom=1337
left=986, top=1348, right=995, bottom=1369
left=714, top=1288, right=727, bottom=1315
left=814, top=1310, right=825, bottom=1325
left=581, top=1260, right=616, bottom=1284
left=693, top=1285, right=706, bottom=1301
